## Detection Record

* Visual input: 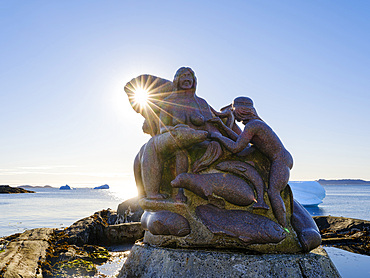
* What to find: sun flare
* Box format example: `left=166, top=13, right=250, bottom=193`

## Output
left=134, top=88, right=149, bottom=107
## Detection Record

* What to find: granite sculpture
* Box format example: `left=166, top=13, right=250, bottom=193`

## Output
left=124, top=67, right=321, bottom=253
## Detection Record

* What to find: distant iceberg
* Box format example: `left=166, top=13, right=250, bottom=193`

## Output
left=59, top=184, right=71, bottom=190
left=94, top=184, right=109, bottom=190
left=289, top=181, right=326, bottom=206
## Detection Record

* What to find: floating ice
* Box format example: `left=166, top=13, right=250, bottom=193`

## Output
left=94, top=184, right=110, bottom=190
left=289, top=181, right=326, bottom=206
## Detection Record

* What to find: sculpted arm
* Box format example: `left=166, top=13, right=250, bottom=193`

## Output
left=210, top=106, right=236, bottom=130
left=208, top=117, right=239, bottom=141
left=211, top=129, right=252, bottom=154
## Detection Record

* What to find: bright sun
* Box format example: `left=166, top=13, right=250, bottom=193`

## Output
left=134, top=88, right=149, bottom=107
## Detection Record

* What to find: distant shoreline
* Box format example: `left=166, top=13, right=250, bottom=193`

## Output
left=317, top=179, right=370, bottom=185
left=17, top=185, right=56, bottom=189
left=2, top=179, right=370, bottom=189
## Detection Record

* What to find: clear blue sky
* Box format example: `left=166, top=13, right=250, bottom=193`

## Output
left=1, top=1, right=369, bottom=196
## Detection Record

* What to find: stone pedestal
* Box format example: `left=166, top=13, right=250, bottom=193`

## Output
left=118, top=243, right=340, bottom=278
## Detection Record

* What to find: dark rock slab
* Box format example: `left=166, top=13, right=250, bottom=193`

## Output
left=313, top=216, right=370, bottom=255
left=62, top=209, right=143, bottom=246
left=116, top=197, right=144, bottom=224
left=314, top=216, right=370, bottom=234
left=0, top=228, right=55, bottom=278
left=63, top=209, right=114, bottom=246
left=105, top=222, right=144, bottom=244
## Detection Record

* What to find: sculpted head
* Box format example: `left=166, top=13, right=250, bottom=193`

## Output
left=173, top=67, right=197, bottom=91
left=232, top=97, right=261, bottom=122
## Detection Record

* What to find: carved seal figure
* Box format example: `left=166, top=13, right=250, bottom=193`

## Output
left=171, top=172, right=255, bottom=207
left=216, top=160, right=269, bottom=209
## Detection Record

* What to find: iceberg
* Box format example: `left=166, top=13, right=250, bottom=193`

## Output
left=59, top=184, right=71, bottom=190
left=94, top=184, right=109, bottom=190
left=289, top=181, right=326, bottom=206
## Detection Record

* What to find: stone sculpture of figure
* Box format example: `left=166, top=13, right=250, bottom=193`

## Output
left=159, top=67, right=223, bottom=201
left=125, top=70, right=321, bottom=253
left=209, top=97, right=293, bottom=227
left=129, top=68, right=223, bottom=202
left=159, top=67, right=216, bottom=132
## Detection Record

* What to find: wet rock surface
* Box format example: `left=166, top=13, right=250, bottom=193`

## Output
left=313, top=216, right=370, bottom=255
left=40, top=209, right=143, bottom=277
left=0, top=208, right=144, bottom=278
left=0, top=228, right=55, bottom=278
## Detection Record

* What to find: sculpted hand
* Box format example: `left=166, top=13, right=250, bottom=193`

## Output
left=207, top=117, right=223, bottom=126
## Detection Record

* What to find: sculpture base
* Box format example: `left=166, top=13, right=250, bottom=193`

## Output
left=118, top=243, right=340, bottom=278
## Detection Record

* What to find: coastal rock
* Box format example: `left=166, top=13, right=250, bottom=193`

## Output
left=105, top=223, right=144, bottom=244
left=106, top=210, right=118, bottom=225
left=62, top=209, right=143, bottom=246
left=118, top=243, right=340, bottom=278
left=0, top=228, right=55, bottom=278
left=313, top=216, right=370, bottom=255
left=116, top=197, right=144, bottom=224
left=314, top=216, right=370, bottom=234
left=0, top=185, right=35, bottom=194
left=41, top=232, right=111, bottom=278
left=63, top=209, right=113, bottom=246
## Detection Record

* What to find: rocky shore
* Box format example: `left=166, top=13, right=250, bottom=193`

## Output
left=313, top=216, right=370, bottom=255
left=0, top=185, right=35, bottom=194
left=0, top=198, right=143, bottom=278
left=0, top=198, right=369, bottom=277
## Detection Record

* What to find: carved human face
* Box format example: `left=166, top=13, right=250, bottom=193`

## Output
left=178, top=70, right=194, bottom=90
left=233, top=105, right=244, bottom=122
left=233, top=105, right=255, bottom=122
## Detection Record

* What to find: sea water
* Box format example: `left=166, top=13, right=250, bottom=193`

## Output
left=307, top=184, right=370, bottom=278
left=304, top=184, right=370, bottom=221
left=0, top=187, right=126, bottom=237
left=1, top=184, right=369, bottom=277
left=2, top=184, right=369, bottom=237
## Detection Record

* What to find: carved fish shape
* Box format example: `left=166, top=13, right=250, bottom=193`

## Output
left=196, top=204, right=286, bottom=245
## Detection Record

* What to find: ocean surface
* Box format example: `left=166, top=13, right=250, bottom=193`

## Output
left=0, top=187, right=126, bottom=237
left=303, top=184, right=370, bottom=221
left=1, top=184, right=369, bottom=277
